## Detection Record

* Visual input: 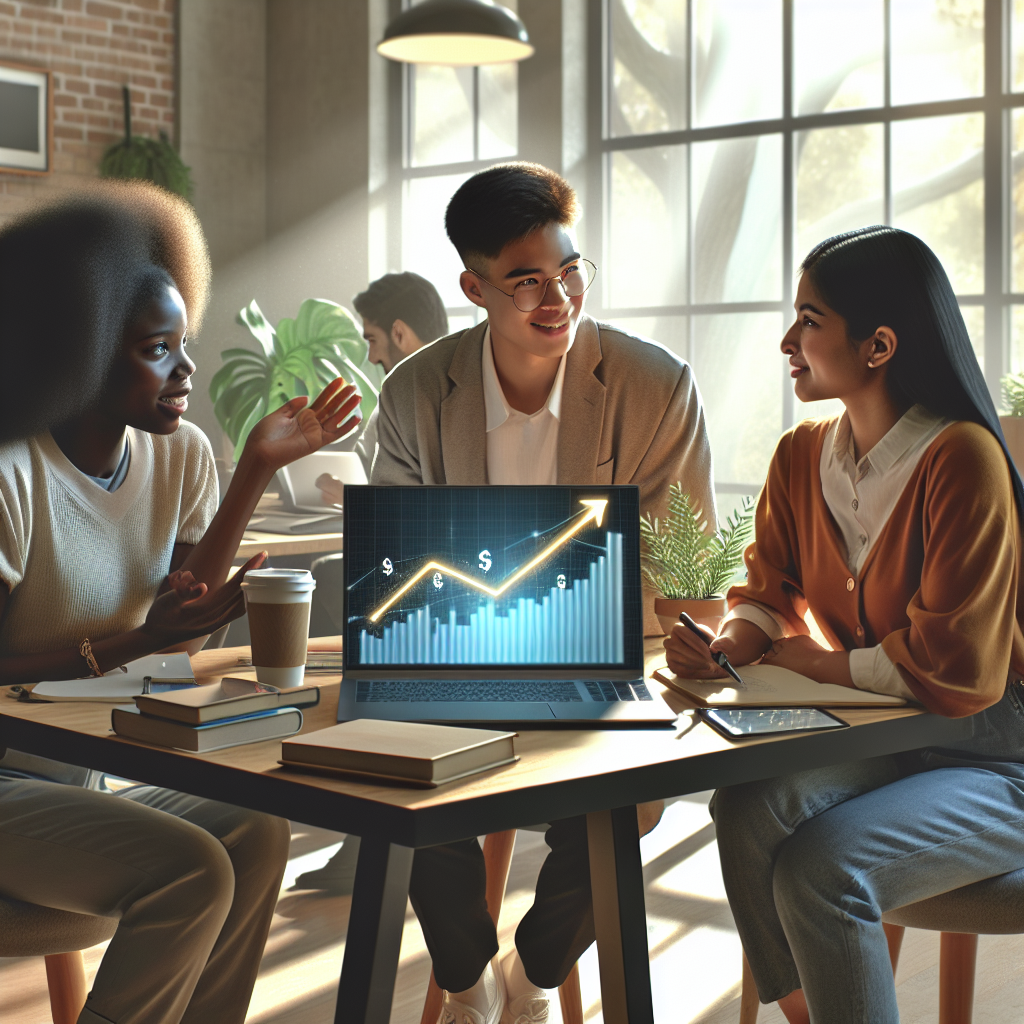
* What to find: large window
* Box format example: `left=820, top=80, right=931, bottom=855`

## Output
left=396, top=0, right=1024, bottom=498
left=598, top=0, right=1024, bottom=496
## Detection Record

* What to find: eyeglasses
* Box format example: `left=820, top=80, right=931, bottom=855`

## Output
left=470, top=258, right=598, bottom=313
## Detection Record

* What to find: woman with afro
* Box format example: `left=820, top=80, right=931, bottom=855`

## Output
left=0, top=182, right=361, bottom=1024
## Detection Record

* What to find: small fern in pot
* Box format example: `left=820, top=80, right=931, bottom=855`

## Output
left=640, top=483, right=755, bottom=635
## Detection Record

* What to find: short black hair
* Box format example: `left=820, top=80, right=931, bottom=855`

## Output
left=445, top=162, right=580, bottom=264
left=353, top=271, right=449, bottom=344
left=0, top=181, right=210, bottom=442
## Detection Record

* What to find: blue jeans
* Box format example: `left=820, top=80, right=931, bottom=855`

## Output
left=712, top=680, right=1024, bottom=1023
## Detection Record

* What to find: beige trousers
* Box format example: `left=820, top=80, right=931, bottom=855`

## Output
left=0, top=778, right=290, bottom=1024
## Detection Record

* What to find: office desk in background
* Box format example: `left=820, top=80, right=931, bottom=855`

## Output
left=0, top=642, right=973, bottom=1024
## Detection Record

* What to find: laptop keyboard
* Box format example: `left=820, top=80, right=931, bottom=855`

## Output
left=355, top=679, right=653, bottom=703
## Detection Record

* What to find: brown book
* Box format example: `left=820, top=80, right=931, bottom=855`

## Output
left=134, top=678, right=320, bottom=724
left=280, top=720, right=517, bottom=787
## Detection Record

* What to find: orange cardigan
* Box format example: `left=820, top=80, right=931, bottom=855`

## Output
left=729, top=418, right=1024, bottom=718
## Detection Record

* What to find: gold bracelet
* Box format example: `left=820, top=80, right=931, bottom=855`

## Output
left=79, top=638, right=101, bottom=677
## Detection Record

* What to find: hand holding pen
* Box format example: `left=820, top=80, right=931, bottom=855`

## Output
left=665, top=612, right=745, bottom=686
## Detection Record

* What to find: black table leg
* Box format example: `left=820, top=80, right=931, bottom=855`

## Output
left=335, top=835, right=415, bottom=1024
left=587, top=806, right=654, bottom=1024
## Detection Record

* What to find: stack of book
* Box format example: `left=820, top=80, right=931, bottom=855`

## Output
left=111, top=678, right=320, bottom=752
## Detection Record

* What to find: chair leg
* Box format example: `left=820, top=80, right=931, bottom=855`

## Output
left=558, top=960, right=585, bottom=1024
left=419, top=831, right=518, bottom=1024
left=938, top=932, right=978, bottom=1024
left=739, top=951, right=759, bottom=1024
left=482, top=830, right=517, bottom=928
left=883, top=922, right=906, bottom=975
left=43, top=951, right=88, bottom=1024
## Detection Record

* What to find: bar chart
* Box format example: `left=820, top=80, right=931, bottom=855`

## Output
left=358, top=532, right=624, bottom=665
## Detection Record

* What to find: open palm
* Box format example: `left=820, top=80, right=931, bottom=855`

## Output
left=244, top=378, right=362, bottom=471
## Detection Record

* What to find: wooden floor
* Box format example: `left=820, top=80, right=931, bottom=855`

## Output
left=2, top=792, right=1021, bottom=1023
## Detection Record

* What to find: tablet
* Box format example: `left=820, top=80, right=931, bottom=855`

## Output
left=702, top=707, right=848, bottom=739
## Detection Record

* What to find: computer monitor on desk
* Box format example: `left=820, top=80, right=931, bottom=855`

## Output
left=337, top=485, right=676, bottom=726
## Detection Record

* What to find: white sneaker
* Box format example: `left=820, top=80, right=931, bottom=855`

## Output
left=499, top=948, right=549, bottom=1024
left=438, top=959, right=506, bottom=1024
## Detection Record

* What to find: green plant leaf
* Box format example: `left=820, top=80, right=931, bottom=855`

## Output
left=640, top=484, right=753, bottom=600
left=236, top=301, right=277, bottom=358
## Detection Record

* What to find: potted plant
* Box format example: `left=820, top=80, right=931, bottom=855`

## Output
left=99, top=86, right=193, bottom=200
left=1000, top=372, right=1024, bottom=474
left=210, top=298, right=381, bottom=463
left=640, top=483, right=755, bottom=636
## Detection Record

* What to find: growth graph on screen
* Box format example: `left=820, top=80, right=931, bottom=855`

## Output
left=344, top=487, right=641, bottom=668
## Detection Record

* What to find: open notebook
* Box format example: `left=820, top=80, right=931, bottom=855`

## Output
left=653, top=663, right=907, bottom=708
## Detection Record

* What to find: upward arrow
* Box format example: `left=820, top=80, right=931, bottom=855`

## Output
left=367, top=498, right=612, bottom=623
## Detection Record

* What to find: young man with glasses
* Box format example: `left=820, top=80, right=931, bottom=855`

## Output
left=372, top=162, right=715, bottom=1024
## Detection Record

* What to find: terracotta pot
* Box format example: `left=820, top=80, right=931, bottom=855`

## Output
left=1000, top=416, right=1024, bottom=476
left=654, top=596, right=727, bottom=638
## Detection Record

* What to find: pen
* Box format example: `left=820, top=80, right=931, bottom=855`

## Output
left=676, top=612, right=745, bottom=687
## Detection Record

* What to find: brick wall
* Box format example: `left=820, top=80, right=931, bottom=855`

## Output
left=0, top=0, right=175, bottom=218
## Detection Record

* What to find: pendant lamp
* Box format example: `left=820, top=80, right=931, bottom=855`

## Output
left=377, top=0, right=533, bottom=66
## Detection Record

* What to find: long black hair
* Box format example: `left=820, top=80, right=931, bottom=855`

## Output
left=801, top=225, right=1024, bottom=521
left=0, top=181, right=209, bottom=443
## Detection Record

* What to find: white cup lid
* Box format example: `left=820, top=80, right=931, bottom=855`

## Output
left=241, top=568, right=315, bottom=591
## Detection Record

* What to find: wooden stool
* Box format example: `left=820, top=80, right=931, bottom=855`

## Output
left=0, top=897, right=116, bottom=1024
left=737, top=867, right=1024, bottom=1023
left=419, top=830, right=584, bottom=1024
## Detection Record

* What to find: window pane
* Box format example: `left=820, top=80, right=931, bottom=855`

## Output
left=892, top=113, right=984, bottom=295
left=411, top=66, right=473, bottom=167
left=796, top=124, right=884, bottom=268
left=608, top=147, right=687, bottom=309
left=610, top=0, right=687, bottom=136
left=692, top=134, right=782, bottom=302
left=1012, top=111, right=1024, bottom=292
left=890, top=0, right=983, bottom=106
left=793, top=0, right=883, bottom=114
left=478, top=63, right=517, bottom=159
left=694, top=0, right=781, bottom=128
left=1012, top=307, right=1024, bottom=376
left=1014, top=0, right=1024, bottom=92
left=403, top=174, right=472, bottom=308
left=692, top=313, right=784, bottom=486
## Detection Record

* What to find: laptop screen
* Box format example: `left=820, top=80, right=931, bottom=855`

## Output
left=342, top=486, right=643, bottom=672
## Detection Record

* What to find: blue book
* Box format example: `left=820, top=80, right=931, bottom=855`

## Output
left=112, top=704, right=303, bottom=752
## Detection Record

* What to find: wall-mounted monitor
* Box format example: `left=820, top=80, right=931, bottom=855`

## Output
left=0, top=61, right=51, bottom=175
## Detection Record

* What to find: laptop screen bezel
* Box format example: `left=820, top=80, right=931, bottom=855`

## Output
left=341, top=485, right=644, bottom=677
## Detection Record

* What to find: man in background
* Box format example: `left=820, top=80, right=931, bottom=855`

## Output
left=295, top=271, right=447, bottom=895
left=327, top=271, right=449, bottom=481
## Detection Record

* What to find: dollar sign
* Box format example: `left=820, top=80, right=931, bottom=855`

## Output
left=478, top=549, right=492, bottom=572
left=557, top=574, right=566, bottom=589
left=382, top=557, right=393, bottom=576
left=433, top=571, right=443, bottom=590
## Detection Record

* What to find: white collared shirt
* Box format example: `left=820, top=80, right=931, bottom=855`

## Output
left=482, top=326, right=566, bottom=485
left=729, top=404, right=951, bottom=700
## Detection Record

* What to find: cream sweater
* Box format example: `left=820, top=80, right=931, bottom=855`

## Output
left=0, top=422, right=217, bottom=783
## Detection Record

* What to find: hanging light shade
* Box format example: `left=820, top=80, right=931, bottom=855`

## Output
left=377, top=0, right=533, bottom=66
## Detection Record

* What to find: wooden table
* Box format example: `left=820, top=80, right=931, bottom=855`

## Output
left=235, top=529, right=343, bottom=560
left=0, top=642, right=974, bottom=1024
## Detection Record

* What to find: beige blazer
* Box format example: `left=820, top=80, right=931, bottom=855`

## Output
left=371, top=315, right=716, bottom=634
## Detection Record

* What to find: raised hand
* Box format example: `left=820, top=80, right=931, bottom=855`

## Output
left=242, top=378, right=362, bottom=473
left=142, top=552, right=267, bottom=646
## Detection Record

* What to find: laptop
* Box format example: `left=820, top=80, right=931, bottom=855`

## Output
left=337, top=485, right=677, bottom=727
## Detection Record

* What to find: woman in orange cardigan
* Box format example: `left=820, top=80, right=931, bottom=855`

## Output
left=665, top=226, right=1024, bottom=1024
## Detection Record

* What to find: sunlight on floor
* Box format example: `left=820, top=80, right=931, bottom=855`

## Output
left=1, top=796, right=1021, bottom=1023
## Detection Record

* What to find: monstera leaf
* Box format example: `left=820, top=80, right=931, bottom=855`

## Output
left=210, top=298, right=380, bottom=463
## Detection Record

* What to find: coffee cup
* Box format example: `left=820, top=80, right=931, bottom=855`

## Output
left=240, top=568, right=316, bottom=687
